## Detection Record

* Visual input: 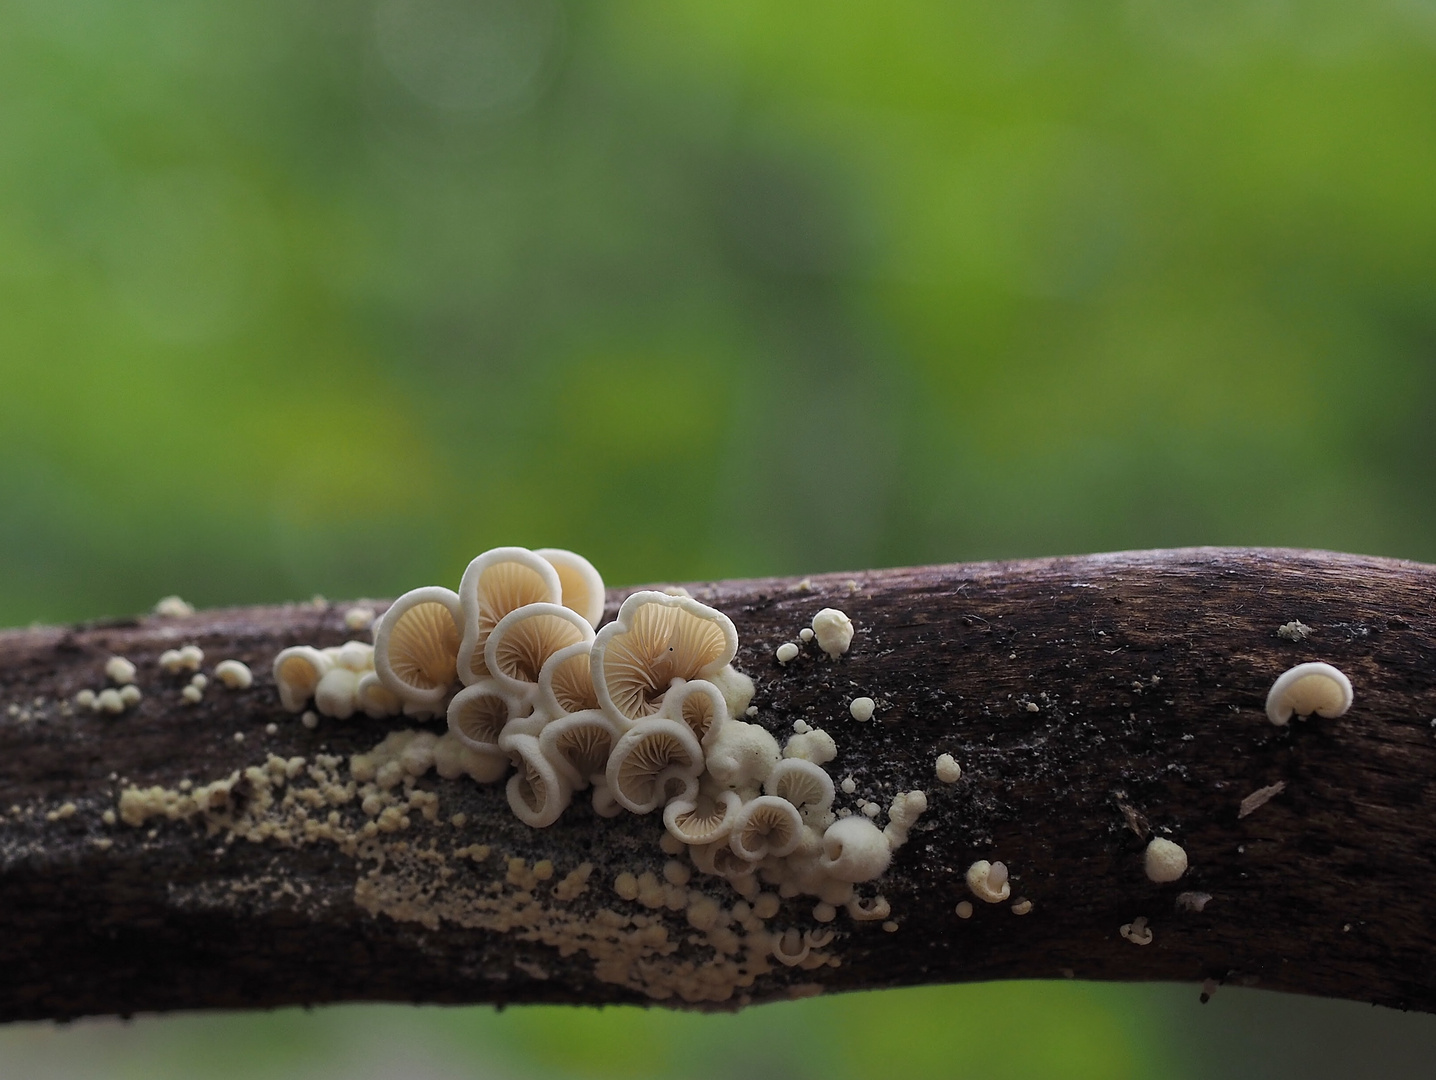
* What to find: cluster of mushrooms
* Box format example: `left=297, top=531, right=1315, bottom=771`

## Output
left=272, top=546, right=907, bottom=914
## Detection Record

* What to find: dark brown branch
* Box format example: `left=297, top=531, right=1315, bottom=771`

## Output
left=3, top=547, right=1435, bottom=1021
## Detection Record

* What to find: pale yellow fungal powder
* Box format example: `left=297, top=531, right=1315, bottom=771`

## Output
left=935, top=753, right=961, bottom=784
left=811, top=608, right=854, bottom=660
left=1144, top=837, right=1188, bottom=883
left=849, top=697, right=875, bottom=722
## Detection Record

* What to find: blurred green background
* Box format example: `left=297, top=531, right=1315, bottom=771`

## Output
left=3, top=0, right=1436, bottom=1076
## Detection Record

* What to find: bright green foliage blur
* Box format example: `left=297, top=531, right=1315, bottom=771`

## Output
left=3, top=0, right=1436, bottom=1077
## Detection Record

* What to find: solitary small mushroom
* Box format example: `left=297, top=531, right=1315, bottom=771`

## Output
left=538, top=709, right=620, bottom=790
left=272, top=646, right=332, bottom=713
left=1265, top=661, right=1353, bottom=726
left=967, top=860, right=1011, bottom=903
left=1145, top=837, right=1188, bottom=884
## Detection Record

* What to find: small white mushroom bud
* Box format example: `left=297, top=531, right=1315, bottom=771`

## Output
left=181, top=685, right=203, bottom=705
left=775, top=642, right=799, bottom=664
left=811, top=608, right=854, bottom=659
left=177, top=645, right=204, bottom=672
left=849, top=696, right=875, bottom=722
left=967, top=860, right=1010, bottom=904
left=1265, top=662, right=1353, bottom=726
left=955, top=900, right=974, bottom=919
left=799, top=627, right=815, bottom=642
left=104, top=657, right=137, bottom=685
left=74, top=689, right=97, bottom=710
left=1144, top=837, right=1188, bottom=883
left=214, top=660, right=253, bottom=690
left=189, top=674, right=208, bottom=691
left=153, top=595, right=194, bottom=618
left=344, top=606, right=376, bottom=632
left=96, top=688, right=125, bottom=715
left=314, top=667, right=359, bottom=719
left=935, top=753, right=962, bottom=784
left=118, top=685, right=142, bottom=707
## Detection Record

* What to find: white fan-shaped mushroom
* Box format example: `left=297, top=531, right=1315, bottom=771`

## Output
left=819, top=816, right=892, bottom=882
left=605, top=717, right=703, bottom=814
left=272, top=645, right=332, bottom=713
left=484, top=602, right=595, bottom=697
left=704, top=720, right=781, bottom=794
left=373, top=586, right=463, bottom=707
left=457, top=547, right=563, bottom=684
left=729, top=795, right=803, bottom=861
left=500, top=732, right=572, bottom=828
left=535, top=548, right=606, bottom=628
left=663, top=789, right=743, bottom=846
left=447, top=679, right=528, bottom=754
left=590, top=591, right=737, bottom=729
left=539, top=709, right=620, bottom=790
left=356, top=672, right=402, bottom=719
left=661, top=679, right=729, bottom=743
left=765, top=758, right=835, bottom=820
left=537, top=641, right=600, bottom=717
left=1265, top=662, right=1353, bottom=726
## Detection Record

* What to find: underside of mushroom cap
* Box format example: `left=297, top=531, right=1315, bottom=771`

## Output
left=373, top=586, right=463, bottom=707
left=537, top=641, right=600, bottom=717
left=1265, top=661, right=1354, bottom=725
left=538, top=709, right=619, bottom=790
left=500, top=731, right=573, bottom=828
left=447, top=678, right=528, bottom=754
left=484, top=601, right=595, bottom=697
left=605, top=716, right=703, bottom=814
left=661, top=678, right=730, bottom=744
left=535, top=548, right=606, bottom=628
left=764, top=758, right=835, bottom=819
left=591, top=591, right=738, bottom=729
left=663, top=789, right=743, bottom=846
left=729, top=795, right=804, bottom=861
left=457, top=547, right=563, bottom=685
left=273, top=645, right=332, bottom=713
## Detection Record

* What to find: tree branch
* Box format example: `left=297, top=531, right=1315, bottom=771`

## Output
left=3, top=547, right=1434, bottom=1021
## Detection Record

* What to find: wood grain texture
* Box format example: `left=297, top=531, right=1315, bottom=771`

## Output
left=2, top=546, right=1435, bottom=1021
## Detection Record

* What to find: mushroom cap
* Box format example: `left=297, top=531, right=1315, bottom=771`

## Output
left=356, top=672, right=402, bottom=719
left=605, top=716, right=703, bottom=814
left=590, top=591, right=738, bottom=729
left=313, top=667, right=359, bottom=720
left=484, top=602, right=596, bottom=697
left=447, top=679, right=528, bottom=754
left=771, top=927, right=810, bottom=968
left=1265, top=661, right=1353, bottom=725
left=499, top=732, right=573, bottom=828
left=537, top=640, right=600, bottom=717
left=765, top=758, right=835, bottom=820
left=272, top=645, right=332, bottom=713
left=457, top=547, right=563, bottom=684
left=811, top=607, right=854, bottom=659
left=966, top=859, right=1011, bottom=903
left=661, top=678, right=730, bottom=744
left=663, top=789, right=743, bottom=846
left=538, top=709, right=620, bottom=790
left=729, top=795, right=804, bottom=861
left=535, top=548, right=606, bottom=628
left=818, top=816, right=892, bottom=882
left=703, top=719, right=781, bottom=792
left=373, top=586, right=463, bottom=707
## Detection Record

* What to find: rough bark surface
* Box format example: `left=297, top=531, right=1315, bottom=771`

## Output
left=2, top=547, right=1435, bottom=1022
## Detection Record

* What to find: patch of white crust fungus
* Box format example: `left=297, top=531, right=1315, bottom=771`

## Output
left=1265, top=662, right=1353, bottom=726
left=223, top=547, right=930, bottom=1002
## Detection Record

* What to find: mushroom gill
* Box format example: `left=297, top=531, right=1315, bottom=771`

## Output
left=535, top=547, right=606, bottom=628
left=272, top=645, right=331, bottom=713
left=457, top=547, right=562, bottom=684
left=662, top=678, right=729, bottom=744
left=484, top=602, right=594, bottom=695
left=539, top=709, right=619, bottom=790
left=663, top=789, right=742, bottom=846
left=373, top=586, right=463, bottom=706
left=591, top=591, right=737, bottom=728
left=605, top=717, right=703, bottom=814
left=729, top=795, right=803, bottom=861
left=764, top=758, right=835, bottom=819
left=538, top=641, right=600, bottom=716
left=447, top=679, right=525, bottom=754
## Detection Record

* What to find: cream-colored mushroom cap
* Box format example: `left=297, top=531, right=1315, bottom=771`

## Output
left=663, top=789, right=743, bottom=846
left=272, top=645, right=333, bottom=713
left=483, top=602, right=595, bottom=697
left=457, top=547, right=562, bottom=684
left=605, top=716, right=704, bottom=814
left=729, top=795, right=804, bottom=861
left=661, top=679, right=730, bottom=744
left=765, top=758, right=835, bottom=820
left=535, top=548, right=606, bottom=628
left=967, top=860, right=1011, bottom=903
left=373, top=586, right=463, bottom=706
left=499, top=732, right=573, bottom=828
left=356, top=672, right=402, bottom=719
left=538, top=709, right=620, bottom=790
left=590, top=590, right=737, bottom=729
left=818, top=816, right=892, bottom=882
left=1265, top=661, right=1353, bottom=726
left=537, top=641, right=600, bottom=717
left=447, top=679, right=527, bottom=754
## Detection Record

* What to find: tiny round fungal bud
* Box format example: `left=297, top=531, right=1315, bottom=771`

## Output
left=158, top=650, right=185, bottom=675
left=1011, top=898, right=1033, bottom=916
left=775, top=642, right=799, bottom=664
left=967, top=860, right=1011, bottom=903
left=344, top=606, right=376, bottom=632
left=955, top=900, right=974, bottom=919
left=811, top=608, right=854, bottom=659
left=96, top=688, right=125, bottom=714
left=813, top=901, right=836, bottom=923
left=178, top=645, right=204, bottom=671
left=181, top=685, right=203, bottom=705
left=882, top=921, right=899, bottom=933
left=1145, top=837, right=1188, bottom=883
left=799, top=627, right=814, bottom=642
left=214, top=660, right=253, bottom=690
left=189, top=674, right=208, bottom=690
left=849, top=697, right=875, bottom=722
left=935, top=753, right=962, bottom=784
left=154, top=595, right=194, bottom=618
left=74, top=689, right=96, bottom=710
left=840, top=776, right=857, bottom=795
left=104, top=657, right=137, bottom=685
left=301, top=710, right=319, bottom=730
left=118, top=685, right=142, bottom=707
